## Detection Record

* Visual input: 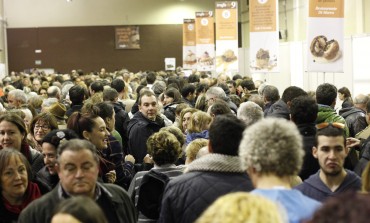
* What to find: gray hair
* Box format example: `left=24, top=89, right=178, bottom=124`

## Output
left=354, top=94, right=369, bottom=105
left=8, top=89, right=27, bottom=104
left=237, top=101, right=263, bottom=127
left=239, top=118, right=304, bottom=177
left=206, top=87, right=226, bottom=101
left=47, top=86, right=61, bottom=98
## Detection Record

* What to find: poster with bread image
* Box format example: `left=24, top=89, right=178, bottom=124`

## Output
left=307, top=0, right=344, bottom=72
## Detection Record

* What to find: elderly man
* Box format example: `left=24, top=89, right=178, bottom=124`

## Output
left=205, top=86, right=237, bottom=114
left=7, top=89, right=27, bottom=109
left=19, top=139, right=137, bottom=223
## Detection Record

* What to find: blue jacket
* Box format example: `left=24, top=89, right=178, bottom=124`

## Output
left=252, top=189, right=321, bottom=223
left=185, top=130, right=209, bottom=145
left=294, top=170, right=361, bottom=202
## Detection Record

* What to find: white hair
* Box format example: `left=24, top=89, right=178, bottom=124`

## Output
left=237, top=101, right=263, bottom=127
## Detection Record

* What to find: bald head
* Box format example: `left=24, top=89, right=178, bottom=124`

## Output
left=354, top=94, right=369, bottom=111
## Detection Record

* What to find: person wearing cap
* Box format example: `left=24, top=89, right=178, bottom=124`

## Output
left=294, top=122, right=361, bottom=202
left=48, top=102, right=68, bottom=129
left=35, top=129, right=79, bottom=194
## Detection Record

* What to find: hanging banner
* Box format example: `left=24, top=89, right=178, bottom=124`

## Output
left=215, top=1, right=238, bottom=74
left=196, top=11, right=215, bottom=71
left=115, top=26, right=140, bottom=49
left=249, top=0, right=279, bottom=73
left=307, top=0, right=344, bottom=72
left=183, top=19, right=197, bottom=70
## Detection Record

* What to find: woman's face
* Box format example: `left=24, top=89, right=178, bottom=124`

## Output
left=1, top=155, right=28, bottom=204
left=84, top=117, right=110, bottom=150
left=182, top=112, right=192, bottom=133
left=0, top=121, right=24, bottom=150
left=34, top=120, right=51, bottom=142
left=163, top=95, right=174, bottom=106
left=39, top=89, right=47, bottom=98
left=338, top=92, right=344, bottom=100
left=42, top=142, right=57, bottom=175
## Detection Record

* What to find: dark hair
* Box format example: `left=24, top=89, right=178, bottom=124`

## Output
left=209, top=114, right=246, bottom=155
left=146, top=131, right=181, bottom=166
left=281, top=86, right=307, bottom=103
left=92, top=102, right=114, bottom=121
left=0, top=149, right=32, bottom=189
left=90, top=81, right=104, bottom=93
left=290, top=96, right=318, bottom=124
left=181, top=84, right=196, bottom=98
left=69, top=85, right=86, bottom=105
left=188, top=74, right=200, bottom=83
left=209, top=100, right=231, bottom=116
left=146, top=72, right=157, bottom=84
left=338, top=87, right=351, bottom=98
left=111, top=78, right=125, bottom=93
left=315, top=125, right=346, bottom=147
left=30, top=112, right=58, bottom=136
left=226, top=80, right=236, bottom=87
left=167, top=77, right=180, bottom=90
left=240, top=80, right=255, bottom=91
left=262, top=85, right=280, bottom=102
left=57, top=139, right=99, bottom=163
left=138, top=90, right=156, bottom=105
left=307, top=191, right=370, bottom=223
left=232, top=74, right=242, bottom=81
left=67, top=112, right=100, bottom=139
left=316, top=83, right=337, bottom=106
left=103, top=88, right=118, bottom=102
left=42, top=129, right=79, bottom=149
left=53, top=196, right=107, bottom=223
left=164, top=88, right=182, bottom=103
left=0, top=113, right=27, bottom=144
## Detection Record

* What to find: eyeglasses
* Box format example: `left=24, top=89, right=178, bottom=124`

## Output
left=316, top=122, right=345, bottom=130
left=34, top=125, right=51, bottom=131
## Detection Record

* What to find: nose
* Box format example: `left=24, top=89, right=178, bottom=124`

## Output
left=75, top=168, right=84, bottom=178
left=328, top=150, right=336, bottom=159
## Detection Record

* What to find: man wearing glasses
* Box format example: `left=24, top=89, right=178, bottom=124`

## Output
left=295, top=123, right=361, bottom=202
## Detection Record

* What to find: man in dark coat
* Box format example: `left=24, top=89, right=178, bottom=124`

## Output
left=127, top=90, right=165, bottom=163
left=158, top=115, right=254, bottom=223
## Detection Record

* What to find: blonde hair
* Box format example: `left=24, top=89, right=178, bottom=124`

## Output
left=185, top=138, right=209, bottom=163
left=187, top=111, right=212, bottom=134
left=362, top=162, right=370, bottom=192
left=195, top=192, right=284, bottom=223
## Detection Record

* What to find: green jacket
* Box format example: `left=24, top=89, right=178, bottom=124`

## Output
left=316, top=105, right=349, bottom=136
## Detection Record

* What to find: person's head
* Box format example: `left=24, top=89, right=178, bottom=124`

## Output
left=7, top=89, right=27, bottom=109
left=56, top=139, right=99, bottom=197
left=0, top=113, right=27, bottom=150
left=314, top=122, right=348, bottom=176
left=163, top=88, right=182, bottom=105
left=216, top=74, right=228, bottom=84
left=316, top=83, right=337, bottom=107
left=160, top=126, right=185, bottom=147
left=67, top=112, right=110, bottom=150
left=205, top=87, right=226, bottom=107
left=239, top=118, right=303, bottom=183
left=306, top=191, right=370, bottom=223
left=237, top=101, right=263, bottom=127
left=32, top=78, right=41, bottom=92
left=361, top=162, right=370, bottom=193
left=240, top=79, right=256, bottom=92
left=146, top=72, right=157, bottom=85
left=30, top=112, right=58, bottom=143
left=146, top=131, right=181, bottom=166
left=103, top=88, right=118, bottom=102
left=179, top=108, right=198, bottom=133
left=354, top=94, right=369, bottom=111
left=207, top=100, right=231, bottom=118
left=69, top=85, right=86, bottom=105
left=47, top=86, right=61, bottom=99
left=0, top=149, right=32, bottom=204
left=38, top=87, right=48, bottom=99
left=281, top=86, right=307, bottom=105
left=89, top=81, right=104, bottom=96
left=187, top=111, right=212, bottom=134
left=42, top=129, right=79, bottom=175
left=91, top=102, right=115, bottom=132
left=151, top=81, right=166, bottom=97
left=138, top=90, right=158, bottom=121
left=110, top=78, right=125, bottom=93
left=209, top=114, right=246, bottom=156
left=185, top=138, right=209, bottom=164
left=262, top=85, right=280, bottom=103
left=226, top=80, right=236, bottom=94
left=51, top=196, right=108, bottom=223
left=290, top=96, right=318, bottom=125
left=338, top=87, right=351, bottom=100
left=181, top=84, right=196, bottom=101
left=195, top=192, right=284, bottom=223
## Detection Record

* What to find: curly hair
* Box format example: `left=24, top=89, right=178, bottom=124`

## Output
left=316, top=83, right=337, bottom=106
left=160, top=126, right=185, bottom=146
left=195, top=192, right=284, bottom=223
left=146, top=131, right=181, bottom=166
left=185, top=138, right=208, bottom=163
left=239, top=118, right=304, bottom=177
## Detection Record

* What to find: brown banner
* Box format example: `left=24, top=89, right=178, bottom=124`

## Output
left=216, top=1, right=238, bottom=40
left=195, top=11, right=214, bottom=44
left=250, top=0, right=277, bottom=32
left=309, top=0, right=344, bottom=18
left=183, top=19, right=196, bottom=46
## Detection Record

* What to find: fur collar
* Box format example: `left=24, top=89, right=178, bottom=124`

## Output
left=185, top=153, right=246, bottom=173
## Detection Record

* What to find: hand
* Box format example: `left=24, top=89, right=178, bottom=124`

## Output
left=346, top=137, right=360, bottom=148
left=105, top=170, right=116, bottom=183
left=125, top=154, right=135, bottom=164
left=143, top=154, right=154, bottom=164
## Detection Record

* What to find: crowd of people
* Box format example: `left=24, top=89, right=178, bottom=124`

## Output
left=1, top=68, right=370, bottom=223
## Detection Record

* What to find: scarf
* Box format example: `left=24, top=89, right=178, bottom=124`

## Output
left=2, top=182, right=41, bottom=214
left=185, top=153, right=246, bottom=173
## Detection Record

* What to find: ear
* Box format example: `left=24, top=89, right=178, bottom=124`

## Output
left=82, top=130, right=91, bottom=141
left=56, top=163, right=61, bottom=177
left=312, top=146, right=318, bottom=159
left=208, top=141, right=213, bottom=153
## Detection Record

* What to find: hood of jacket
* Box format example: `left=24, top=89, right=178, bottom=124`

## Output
left=265, top=99, right=290, bottom=120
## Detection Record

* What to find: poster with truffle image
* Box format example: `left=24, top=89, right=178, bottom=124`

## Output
left=249, top=0, right=279, bottom=73
left=307, top=0, right=344, bottom=72
left=183, top=19, right=197, bottom=70
left=215, top=1, right=238, bottom=74
left=196, top=11, right=215, bottom=71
